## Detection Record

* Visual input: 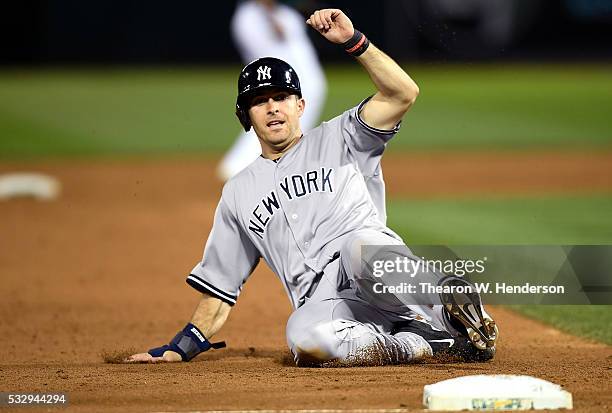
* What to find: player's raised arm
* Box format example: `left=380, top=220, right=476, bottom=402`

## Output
left=306, top=9, right=419, bottom=130
left=126, top=293, right=231, bottom=363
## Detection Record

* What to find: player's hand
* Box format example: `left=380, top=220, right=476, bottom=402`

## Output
left=306, top=9, right=354, bottom=44
left=124, top=350, right=182, bottom=363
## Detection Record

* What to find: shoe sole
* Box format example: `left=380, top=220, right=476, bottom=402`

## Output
left=439, top=277, right=498, bottom=350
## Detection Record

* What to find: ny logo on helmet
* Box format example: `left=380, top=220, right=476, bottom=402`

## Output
left=257, top=66, right=271, bottom=81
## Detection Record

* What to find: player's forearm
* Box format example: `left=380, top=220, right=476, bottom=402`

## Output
left=356, top=44, right=419, bottom=108
left=305, top=9, right=418, bottom=128
left=190, top=293, right=232, bottom=338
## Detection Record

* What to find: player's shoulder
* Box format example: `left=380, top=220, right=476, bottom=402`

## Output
left=219, top=161, right=258, bottom=212
left=297, top=114, right=350, bottom=154
left=301, top=105, right=355, bottom=141
left=301, top=121, right=330, bottom=144
left=311, top=106, right=354, bottom=137
left=223, top=157, right=264, bottom=190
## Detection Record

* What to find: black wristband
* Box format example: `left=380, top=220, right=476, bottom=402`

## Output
left=342, top=29, right=370, bottom=57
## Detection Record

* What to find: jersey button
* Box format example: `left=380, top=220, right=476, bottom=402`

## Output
left=304, top=241, right=310, bottom=248
left=291, top=213, right=298, bottom=220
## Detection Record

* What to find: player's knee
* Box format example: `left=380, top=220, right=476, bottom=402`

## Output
left=287, top=320, right=340, bottom=366
left=287, top=319, right=378, bottom=367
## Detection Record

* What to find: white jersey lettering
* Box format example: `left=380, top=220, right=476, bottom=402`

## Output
left=257, top=65, right=271, bottom=80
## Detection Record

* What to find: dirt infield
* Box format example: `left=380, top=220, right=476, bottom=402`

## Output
left=1, top=151, right=611, bottom=412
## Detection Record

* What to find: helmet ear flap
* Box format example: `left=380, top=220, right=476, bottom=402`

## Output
left=235, top=104, right=251, bottom=132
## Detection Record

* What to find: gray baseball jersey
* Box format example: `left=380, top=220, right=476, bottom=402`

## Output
left=187, top=97, right=403, bottom=309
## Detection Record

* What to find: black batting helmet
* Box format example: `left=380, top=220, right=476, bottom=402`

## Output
left=235, top=57, right=301, bottom=132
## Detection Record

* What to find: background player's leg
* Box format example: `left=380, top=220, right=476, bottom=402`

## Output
left=294, top=61, right=326, bottom=132
left=217, top=129, right=261, bottom=181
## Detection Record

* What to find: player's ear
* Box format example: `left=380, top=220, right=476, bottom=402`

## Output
left=297, top=97, right=305, bottom=117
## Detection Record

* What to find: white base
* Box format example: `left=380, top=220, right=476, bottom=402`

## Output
left=423, top=374, right=572, bottom=411
left=0, top=173, right=61, bottom=200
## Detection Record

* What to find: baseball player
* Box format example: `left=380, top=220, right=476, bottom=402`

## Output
left=218, top=0, right=327, bottom=180
left=127, top=9, right=498, bottom=366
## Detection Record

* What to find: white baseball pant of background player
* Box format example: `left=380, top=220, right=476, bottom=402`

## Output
left=218, top=0, right=327, bottom=180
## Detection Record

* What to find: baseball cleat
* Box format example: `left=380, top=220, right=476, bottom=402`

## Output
left=438, top=276, right=498, bottom=350
left=392, top=319, right=495, bottom=362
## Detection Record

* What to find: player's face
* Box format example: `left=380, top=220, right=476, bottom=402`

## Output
left=248, top=89, right=305, bottom=150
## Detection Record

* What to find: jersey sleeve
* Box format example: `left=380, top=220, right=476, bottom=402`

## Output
left=334, top=97, right=402, bottom=223
left=340, top=96, right=402, bottom=176
left=186, top=192, right=260, bottom=306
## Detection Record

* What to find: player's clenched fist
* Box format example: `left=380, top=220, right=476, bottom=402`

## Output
left=306, top=9, right=354, bottom=44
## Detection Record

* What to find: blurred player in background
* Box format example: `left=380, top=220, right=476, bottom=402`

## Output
left=218, top=0, right=327, bottom=180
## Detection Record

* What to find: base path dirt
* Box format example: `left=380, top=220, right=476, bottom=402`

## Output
left=381, top=150, right=612, bottom=197
left=1, top=151, right=611, bottom=412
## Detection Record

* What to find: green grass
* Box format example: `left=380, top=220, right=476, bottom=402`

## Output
left=387, top=195, right=612, bottom=244
left=0, top=68, right=238, bottom=158
left=1, top=66, right=610, bottom=344
left=330, top=64, right=612, bottom=150
left=387, top=194, right=612, bottom=345
left=509, top=305, right=612, bottom=345
left=1, top=64, right=611, bottom=159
